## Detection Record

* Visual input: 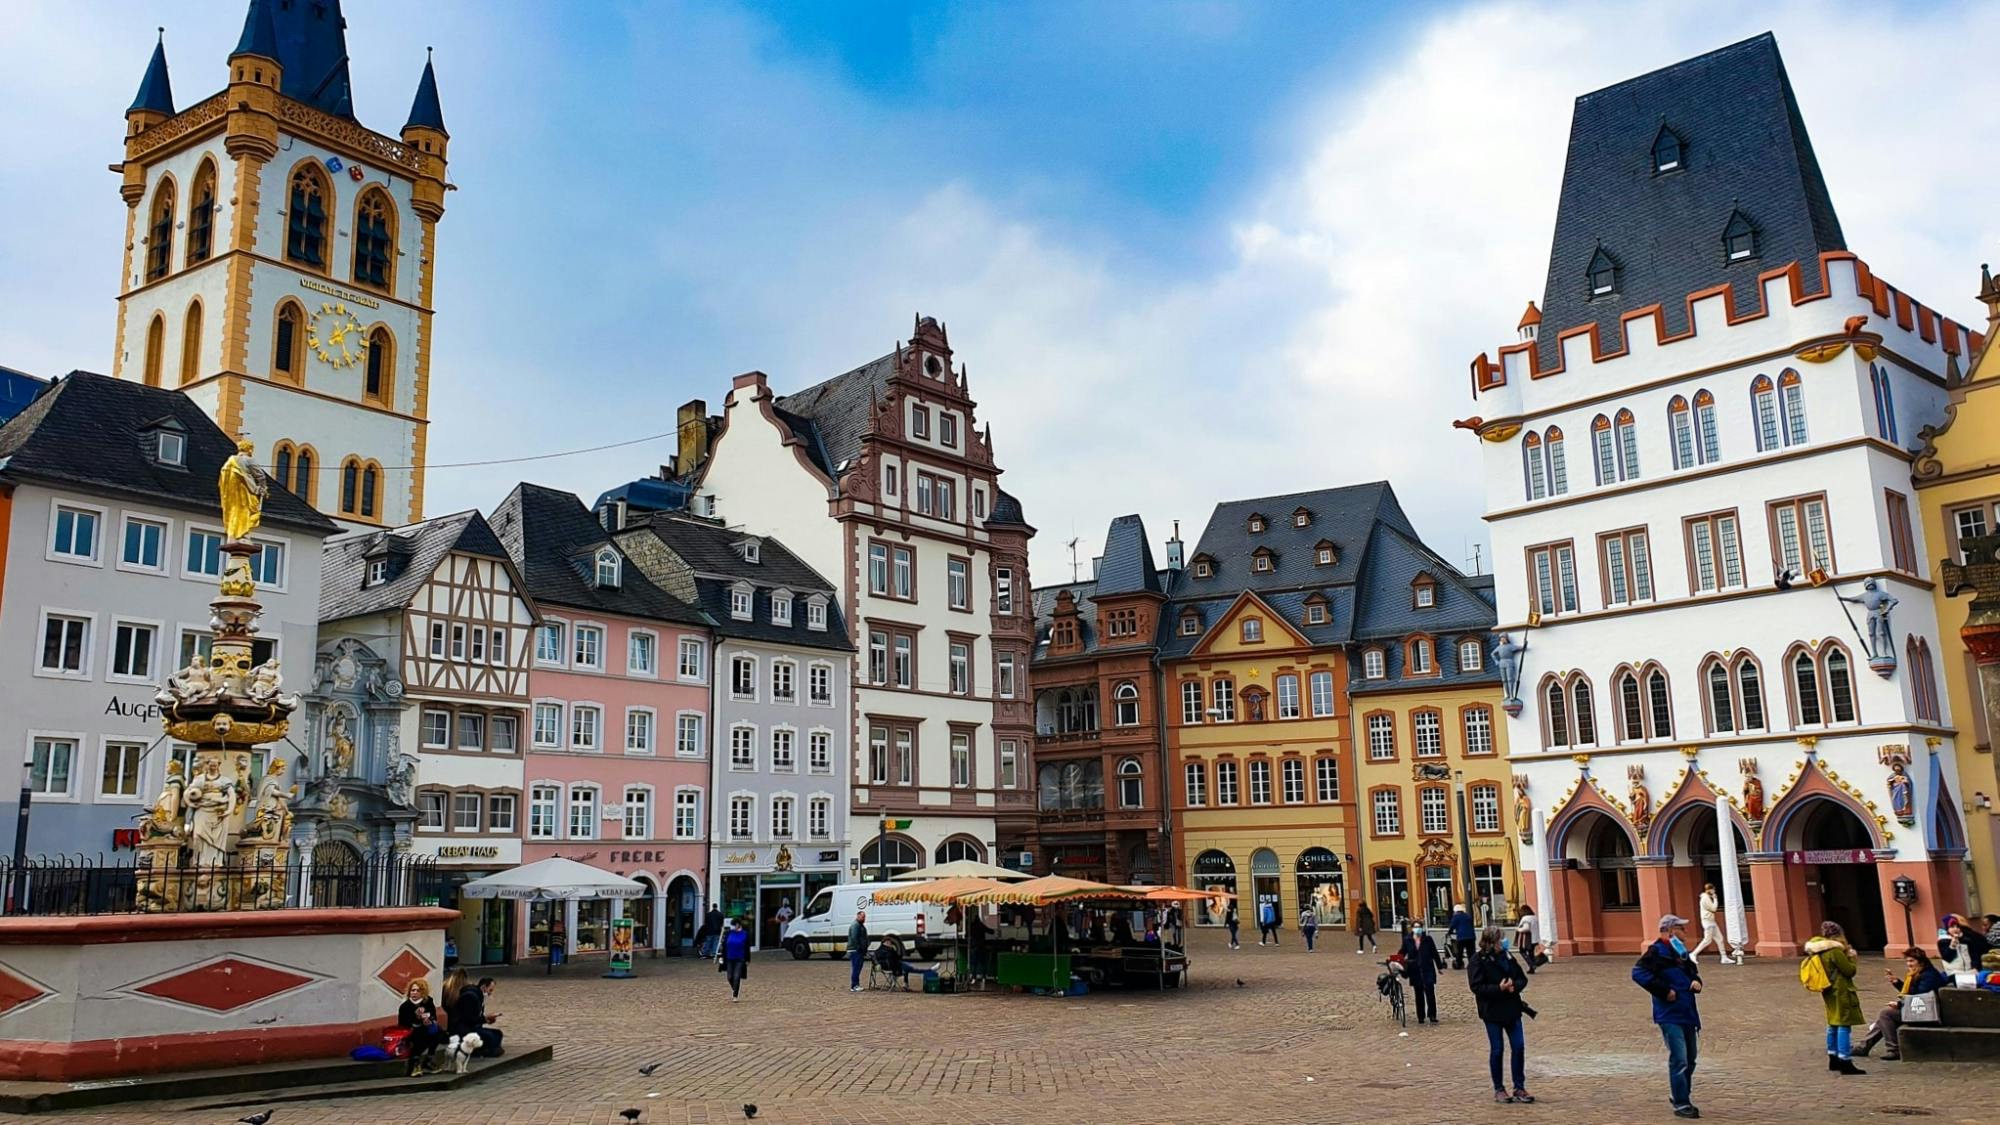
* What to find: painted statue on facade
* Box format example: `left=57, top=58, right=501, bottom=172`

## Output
left=1739, top=758, right=1765, bottom=824
left=1879, top=745, right=1915, bottom=825
left=1512, top=774, right=1532, bottom=843
left=1839, top=577, right=1899, bottom=658
left=327, top=712, right=357, bottom=777
left=182, top=757, right=238, bottom=868
left=1492, top=633, right=1525, bottom=708
left=218, top=439, right=268, bottom=543
left=1627, top=764, right=1652, bottom=837
left=137, top=760, right=186, bottom=842
left=249, top=758, right=296, bottom=843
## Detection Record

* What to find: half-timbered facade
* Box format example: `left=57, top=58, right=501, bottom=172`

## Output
left=319, top=508, right=535, bottom=964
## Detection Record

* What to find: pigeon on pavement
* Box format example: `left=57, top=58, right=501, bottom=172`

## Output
left=637, top=1062, right=662, bottom=1076
left=238, top=1113, right=273, bottom=1125
left=1234, top=979, right=1245, bottom=988
left=743, top=1105, right=759, bottom=1120
left=619, top=1111, right=643, bottom=1123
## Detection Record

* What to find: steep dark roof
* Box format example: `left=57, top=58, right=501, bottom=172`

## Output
left=490, top=483, right=707, bottom=626
left=1350, top=523, right=1496, bottom=640
left=239, top=0, right=356, bottom=119
left=1094, top=514, right=1161, bottom=597
left=0, top=371, right=335, bottom=536
left=770, top=354, right=895, bottom=478
left=320, top=510, right=512, bottom=623
left=1155, top=587, right=1357, bottom=661
left=643, top=513, right=850, bottom=651
left=1536, top=32, right=1844, bottom=365
left=403, top=52, right=446, bottom=135
left=989, top=488, right=1028, bottom=528
left=1347, top=629, right=1503, bottom=695
left=130, top=34, right=175, bottom=115
left=1177, top=482, right=1413, bottom=597
left=232, top=0, right=279, bottom=62
left=1031, top=581, right=1099, bottom=660
left=0, top=366, right=45, bottom=423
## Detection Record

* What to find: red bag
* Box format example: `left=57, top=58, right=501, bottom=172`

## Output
left=382, top=1027, right=412, bottom=1056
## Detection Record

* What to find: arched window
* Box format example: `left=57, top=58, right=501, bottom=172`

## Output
left=1543, top=677, right=1569, bottom=748
left=352, top=187, right=396, bottom=291
left=286, top=163, right=330, bottom=267
left=1591, top=415, right=1615, bottom=486
left=1736, top=655, right=1765, bottom=731
left=1779, top=369, right=1807, bottom=445
left=1363, top=648, right=1385, bottom=679
left=1569, top=674, right=1597, bottom=745
left=1410, top=637, right=1434, bottom=674
left=361, top=461, right=382, bottom=520
left=365, top=327, right=393, bottom=404
left=1792, top=648, right=1823, bottom=727
left=273, top=442, right=295, bottom=495
left=1871, top=365, right=1899, bottom=444
left=1704, top=658, right=1734, bottom=734
left=1668, top=396, right=1694, bottom=469
left=145, top=178, right=175, bottom=282
left=1825, top=647, right=1855, bottom=723
left=1616, top=668, right=1645, bottom=742
left=339, top=456, right=361, bottom=516
left=1523, top=431, right=1546, bottom=500
left=179, top=299, right=202, bottom=385
left=934, top=836, right=984, bottom=864
left=1646, top=667, right=1673, bottom=739
left=273, top=301, right=305, bottom=383
left=1693, top=390, right=1720, bottom=464
left=142, top=314, right=165, bottom=387
left=1118, top=758, right=1143, bottom=808
left=594, top=547, right=621, bottom=589
left=292, top=444, right=316, bottom=504
left=1114, top=681, right=1140, bottom=727
left=186, top=160, right=217, bottom=265
left=1544, top=426, right=1568, bottom=495
left=1615, top=409, right=1639, bottom=480
left=1751, top=375, right=1779, bottom=451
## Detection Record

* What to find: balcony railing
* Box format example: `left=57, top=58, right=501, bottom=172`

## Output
left=1035, top=730, right=1101, bottom=745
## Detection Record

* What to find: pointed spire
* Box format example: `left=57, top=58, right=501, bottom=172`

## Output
left=232, top=0, right=279, bottom=62
left=129, top=28, right=175, bottom=116
left=403, top=47, right=448, bottom=135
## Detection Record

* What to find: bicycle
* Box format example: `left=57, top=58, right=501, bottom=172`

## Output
left=1376, top=959, right=1407, bottom=1027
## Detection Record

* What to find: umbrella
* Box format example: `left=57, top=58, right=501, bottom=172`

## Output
left=868, top=877, right=1008, bottom=904
left=957, top=875, right=1148, bottom=906
left=459, top=857, right=645, bottom=901
left=894, top=860, right=1036, bottom=882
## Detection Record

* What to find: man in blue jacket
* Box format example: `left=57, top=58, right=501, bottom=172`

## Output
left=1632, top=914, right=1703, bottom=1119
left=1448, top=904, right=1477, bottom=968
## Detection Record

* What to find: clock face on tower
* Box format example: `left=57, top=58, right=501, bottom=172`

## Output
left=308, top=302, right=366, bottom=369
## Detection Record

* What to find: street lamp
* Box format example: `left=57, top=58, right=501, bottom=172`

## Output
left=1891, top=874, right=1918, bottom=949
left=8, top=745, right=33, bottom=915
left=1454, top=769, right=1476, bottom=922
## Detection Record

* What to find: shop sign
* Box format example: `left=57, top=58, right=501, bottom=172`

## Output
left=609, top=917, right=634, bottom=974
left=607, top=849, right=671, bottom=865
left=438, top=846, right=501, bottom=859
left=1192, top=851, right=1237, bottom=875
left=1786, top=849, right=1875, bottom=865
left=722, top=850, right=762, bottom=865
left=1296, top=848, right=1343, bottom=874
left=817, top=850, right=841, bottom=864
left=104, top=696, right=165, bottom=723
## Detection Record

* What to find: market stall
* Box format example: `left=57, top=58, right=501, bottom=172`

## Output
left=460, top=857, right=645, bottom=976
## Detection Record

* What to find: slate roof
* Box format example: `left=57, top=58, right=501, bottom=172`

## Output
left=235, top=0, right=356, bottom=120
left=320, top=509, right=512, bottom=623
left=1031, top=580, right=1099, bottom=661
left=770, top=354, right=895, bottom=478
left=1347, top=630, right=1503, bottom=696
left=1536, top=32, right=1844, bottom=365
left=404, top=53, right=446, bottom=134
left=1156, top=586, right=1357, bottom=662
left=989, top=488, right=1029, bottom=528
left=0, top=371, right=335, bottom=536
left=130, top=34, right=174, bottom=115
left=1350, top=523, right=1495, bottom=640
left=1176, top=482, right=1414, bottom=596
left=642, top=513, right=850, bottom=652
left=490, top=483, right=707, bottom=626
left=1094, top=514, right=1161, bottom=597
left=0, top=366, right=45, bottom=423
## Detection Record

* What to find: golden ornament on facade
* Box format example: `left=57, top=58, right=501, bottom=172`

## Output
left=1481, top=422, right=1523, bottom=443
left=164, top=717, right=290, bottom=745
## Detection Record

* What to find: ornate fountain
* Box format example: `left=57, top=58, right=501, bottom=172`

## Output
left=137, top=440, right=299, bottom=911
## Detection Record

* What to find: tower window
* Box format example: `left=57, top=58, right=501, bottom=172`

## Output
left=340, top=458, right=360, bottom=515
left=1587, top=247, right=1618, bottom=297
left=286, top=165, right=328, bottom=267
left=145, top=180, right=175, bottom=282
left=365, top=328, right=392, bottom=403
left=1721, top=210, right=1758, bottom=262
left=179, top=300, right=202, bottom=385
left=293, top=446, right=315, bottom=504
left=361, top=463, right=380, bottom=519
left=352, top=189, right=395, bottom=291
left=274, top=302, right=304, bottom=381
left=1652, top=126, right=1682, bottom=173
left=274, top=444, right=294, bottom=492
left=143, top=315, right=165, bottom=387
left=187, top=161, right=216, bottom=265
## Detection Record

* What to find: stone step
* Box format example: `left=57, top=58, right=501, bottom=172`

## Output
left=1900, top=1025, right=2000, bottom=1063
left=0, top=1043, right=552, bottom=1115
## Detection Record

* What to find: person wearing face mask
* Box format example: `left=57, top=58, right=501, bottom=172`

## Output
left=1632, top=914, right=1704, bottom=1119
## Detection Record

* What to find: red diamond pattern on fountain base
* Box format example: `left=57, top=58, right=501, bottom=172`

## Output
left=375, top=947, right=433, bottom=997
left=0, top=964, right=51, bottom=1016
left=133, top=956, right=314, bottom=1013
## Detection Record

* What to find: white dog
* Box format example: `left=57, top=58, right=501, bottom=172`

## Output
left=446, top=1032, right=483, bottom=1073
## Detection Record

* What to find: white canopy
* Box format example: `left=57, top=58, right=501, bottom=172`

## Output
left=893, top=859, right=1035, bottom=882
left=457, top=857, right=645, bottom=901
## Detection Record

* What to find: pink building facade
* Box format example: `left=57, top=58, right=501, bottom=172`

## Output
left=494, top=485, right=714, bottom=961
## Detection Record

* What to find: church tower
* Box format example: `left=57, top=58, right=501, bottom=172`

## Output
left=111, top=0, right=449, bottom=527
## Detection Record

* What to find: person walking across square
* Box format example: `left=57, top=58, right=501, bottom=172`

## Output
left=846, top=910, right=869, bottom=993
left=1468, top=926, right=1535, bottom=1104
left=1257, top=899, right=1280, bottom=946
left=1688, top=883, right=1740, bottom=965
left=1398, top=922, right=1446, bottom=1024
left=1299, top=906, right=1319, bottom=952
left=1633, top=913, right=1703, bottom=1119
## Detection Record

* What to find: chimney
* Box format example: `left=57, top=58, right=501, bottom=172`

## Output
left=1165, top=521, right=1184, bottom=571
left=676, top=399, right=707, bottom=477
left=1091, top=556, right=1103, bottom=581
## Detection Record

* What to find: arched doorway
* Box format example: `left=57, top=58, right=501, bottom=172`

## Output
left=665, top=874, right=701, bottom=955
left=860, top=835, right=922, bottom=881
left=934, top=836, right=985, bottom=865
left=1557, top=808, right=1641, bottom=953
left=1191, top=849, right=1235, bottom=926
left=1664, top=805, right=1755, bottom=920
left=1250, top=848, right=1281, bottom=926
left=626, top=874, right=658, bottom=951
left=310, top=840, right=364, bottom=908
left=1296, top=847, right=1345, bottom=926
left=1782, top=800, right=1887, bottom=950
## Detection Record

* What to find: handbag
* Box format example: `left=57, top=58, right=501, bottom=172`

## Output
left=1901, top=992, right=1941, bottom=1025
left=716, top=956, right=726, bottom=972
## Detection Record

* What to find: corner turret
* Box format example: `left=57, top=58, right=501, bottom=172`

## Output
left=401, top=49, right=450, bottom=223
left=127, top=30, right=175, bottom=137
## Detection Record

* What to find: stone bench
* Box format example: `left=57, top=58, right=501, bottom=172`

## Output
left=1900, top=989, right=2000, bottom=1063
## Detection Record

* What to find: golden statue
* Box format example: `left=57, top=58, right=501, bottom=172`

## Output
left=218, top=439, right=268, bottom=542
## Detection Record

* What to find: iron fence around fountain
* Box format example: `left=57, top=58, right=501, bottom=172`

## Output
left=0, top=851, right=444, bottom=916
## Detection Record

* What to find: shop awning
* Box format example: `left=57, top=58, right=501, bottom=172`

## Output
left=1127, top=885, right=1238, bottom=902
left=895, top=860, right=1037, bottom=882
left=867, top=876, right=1009, bottom=904
left=956, top=875, right=1151, bottom=906
left=458, top=857, right=645, bottom=901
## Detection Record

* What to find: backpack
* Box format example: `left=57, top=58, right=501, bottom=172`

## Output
left=1799, top=951, right=1832, bottom=993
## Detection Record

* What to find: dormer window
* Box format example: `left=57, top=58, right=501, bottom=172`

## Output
left=1292, top=507, right=1312, bottom=528
left=1251, top=547, right=1275, bottom=574
left=1315, top=540, right=1337, bottom=566
left=772, top=592, right=793, bottom=626
left=1305, top=597, right=1328, bottom=626
left=1587, top=247, right=1618, bottom=297
left=1652, top=125, right=1683, bottom=173
left=1191, top=555, right=1215, bottom=579
left=729, top=585, right=753, bottom=621
left=1240, top=617, right=1263, bottom=643
left=1247, top=514, right=1266, bottom=533
left=736, top=538, right=761, bottom=564
left=1721, top=209, right=1758, bottom=262
left=1363, top=648, right=1386, bottom=679
left=157, top=430, right=185, bottom=467
left=594, top=547, right=621, bottom=589
left=367, top=558, right=389, bottom=586
left=1179, top=610, right=1201, bottom=636
left=1412, top=575, right=1436, bottom=609
left=806, top=597, right=828, bottom=631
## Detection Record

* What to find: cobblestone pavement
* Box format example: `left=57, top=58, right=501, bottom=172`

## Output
left=61, top=933, right=1992, bottom=1124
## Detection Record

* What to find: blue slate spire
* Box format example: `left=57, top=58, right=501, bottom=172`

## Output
left=232, top=0, right=279, bottom=61
left=128, top=29, right=175, bottom=116
left=403, top=49, right=447, bottom=135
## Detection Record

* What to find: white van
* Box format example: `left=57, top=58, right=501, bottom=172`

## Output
left=781, top=882, right=956, bottom=960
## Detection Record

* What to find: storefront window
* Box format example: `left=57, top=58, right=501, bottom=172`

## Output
left=721, top=874, right=757, bottom=924
left=1251, top=848, right=1282, bottom=926
left=1191, top=849, right=1236, bottom=926
left=576, top=899, right=611, bottom=952
left=1423, top=866, right=1454, bottom=927
left=528, top=901, right=553, bottom=955
left=1295, top=846, right=1346, bottom=926
left=626, top=879, right=656, bottom=949
left=1474, top=861, right=1506, bottom=921
left=1373, top=864, right=1411, bottom=929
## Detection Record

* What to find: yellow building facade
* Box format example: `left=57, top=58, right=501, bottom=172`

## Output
left=1913, top=270, right=2000, bottom=915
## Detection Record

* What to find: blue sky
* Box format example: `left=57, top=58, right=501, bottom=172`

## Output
left=2, top=1, right=1995, bottom=582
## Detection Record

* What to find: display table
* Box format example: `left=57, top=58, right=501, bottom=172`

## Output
left=995, top=951, right=1071, bottom=990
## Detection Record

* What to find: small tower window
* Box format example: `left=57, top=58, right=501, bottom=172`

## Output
left=361, top=462, right=381, bottom=519
left=145, top=180, right=175, bottom=282
left=274, top=302, right=304, bottom=381
left=352, top=189, right=395, bottom=291
left=1722, top=209, right=1758, bottom=262
left=1652, top=126, right=1683, bottom=173
left=179, top=300, right=203, bottom=385
left=1587, top=247, right=1618, bottom=297
left=286, top=165, right=329, bottom=267
left=143, top=314, right=165, bottom=387
left=365, top=328, right=392, bottom=403
left=274, top=443, right=294, bottom=489
left=187, top=162, right=216, bottom=265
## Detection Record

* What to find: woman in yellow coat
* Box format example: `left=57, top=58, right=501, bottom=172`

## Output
left=1803, top=921, right=1867, bottom=1075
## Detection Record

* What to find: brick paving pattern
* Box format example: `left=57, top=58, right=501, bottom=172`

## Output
left=57, top=932, right=1991, bottom=1124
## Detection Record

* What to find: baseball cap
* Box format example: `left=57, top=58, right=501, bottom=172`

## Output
left=1658, top=914, right=1689, bottom=931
